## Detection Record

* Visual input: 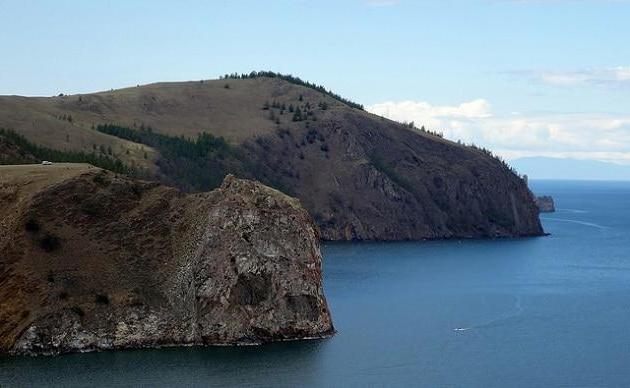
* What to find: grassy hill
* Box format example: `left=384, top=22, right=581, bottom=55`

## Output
left=0, top=72, right=543, bottom=240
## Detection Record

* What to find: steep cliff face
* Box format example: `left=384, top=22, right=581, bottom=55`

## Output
left=0, top=164, right=333, bottom=356
left=242, top=110, right=543, bottom=240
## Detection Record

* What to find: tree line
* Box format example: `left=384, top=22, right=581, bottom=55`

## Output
left=221, top=71, right=364, bottom=111
left=95, top=124, right=236, bottom=191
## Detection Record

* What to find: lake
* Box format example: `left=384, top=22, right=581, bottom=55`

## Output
left=2, top=180, right=630, bottom=387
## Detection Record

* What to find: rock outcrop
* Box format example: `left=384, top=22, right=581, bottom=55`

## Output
left=536, top=196, right=555, bottom=213
left=0, top=164, right=333, bottom=356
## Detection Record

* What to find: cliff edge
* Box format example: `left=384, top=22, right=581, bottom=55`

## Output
left=0, top=164, right=333, bottom=355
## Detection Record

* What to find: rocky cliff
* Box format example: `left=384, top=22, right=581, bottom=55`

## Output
left=0, top=164, right=333, bottom=356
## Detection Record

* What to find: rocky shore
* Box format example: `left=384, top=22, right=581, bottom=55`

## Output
left=0, top=164, right=333, bottom=356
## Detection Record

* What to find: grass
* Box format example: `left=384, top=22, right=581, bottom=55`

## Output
left=0, top=128, right=135, bottom=175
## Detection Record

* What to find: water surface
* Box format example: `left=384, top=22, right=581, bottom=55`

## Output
left=2, top=180, right=630, bottom=387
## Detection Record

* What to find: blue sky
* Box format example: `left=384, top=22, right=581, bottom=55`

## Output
left=1, top=0, right=630, bottom=165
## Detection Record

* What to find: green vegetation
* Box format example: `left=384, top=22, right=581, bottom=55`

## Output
left=369, top=153, right=415, bottom=194
left=292, top=107, right=304, bottom=122
left=0, top=128, right=133, bottom=174
left=221, top=71, right=364, bottom=110
left=95, top=124, right=235, bottom=191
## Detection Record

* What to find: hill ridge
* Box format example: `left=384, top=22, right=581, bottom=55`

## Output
left=0, top=74, right=544, bottom=240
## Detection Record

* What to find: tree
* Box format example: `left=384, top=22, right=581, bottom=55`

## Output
left=292, top=107, right=303, bottom=122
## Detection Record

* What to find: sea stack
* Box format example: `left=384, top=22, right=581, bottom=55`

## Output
left=536, top=195, right=556, bottom=213
left=0, top=164, right=333, bottom=356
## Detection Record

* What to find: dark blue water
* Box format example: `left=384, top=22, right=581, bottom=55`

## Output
left=2, top=180, right=630, bottom=387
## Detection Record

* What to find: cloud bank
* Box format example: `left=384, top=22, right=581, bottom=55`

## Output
left=367, top=99, right=630, bottom=165
left=515, top=67, right=630, bottom=88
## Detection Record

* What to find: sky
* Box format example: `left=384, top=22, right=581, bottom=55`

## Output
left=1, top=0, right=630, bottom=167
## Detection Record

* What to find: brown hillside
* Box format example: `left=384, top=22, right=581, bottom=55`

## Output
left=0, top=76, right=544, bottom=240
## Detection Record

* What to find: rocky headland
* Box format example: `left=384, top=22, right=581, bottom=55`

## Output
left=0, top=164, right=333, bottom=356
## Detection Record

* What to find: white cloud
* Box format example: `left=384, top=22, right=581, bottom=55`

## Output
left=521, top=67, right=630, bottom=88
left=367, top=99, right=630, bottom=165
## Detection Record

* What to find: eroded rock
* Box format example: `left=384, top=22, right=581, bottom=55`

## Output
left=0, top=164, right=333, bottom=355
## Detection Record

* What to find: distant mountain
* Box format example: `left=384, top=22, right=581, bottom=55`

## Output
left=0, top=72, right=543, bottom=240
left=511, top=157, right=630, bottom=181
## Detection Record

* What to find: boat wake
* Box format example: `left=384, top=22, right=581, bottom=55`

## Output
left=557, top=208, right=588, bottom=214
left=453, top=295, right=523, bottom=333
left=541, top=217, right=608, bottom=230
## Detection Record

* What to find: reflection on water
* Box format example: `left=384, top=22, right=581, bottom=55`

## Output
left=1, top=340, right=330, bottom=387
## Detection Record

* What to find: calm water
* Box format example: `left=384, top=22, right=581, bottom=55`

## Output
left=2, top=180, right=630, bottom=387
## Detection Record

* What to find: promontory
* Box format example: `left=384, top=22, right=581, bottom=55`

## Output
left=0, top=164, right=333, bottom=355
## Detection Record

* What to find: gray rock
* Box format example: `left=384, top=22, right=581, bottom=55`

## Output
left=536, top=196, right=555, bottom=213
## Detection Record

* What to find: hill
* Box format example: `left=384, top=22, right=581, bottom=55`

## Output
left=0, top=73, right=543, bottom=240
left=0, top=164, right=333, bottom=355
left=511, top=157, right=630, bottom=181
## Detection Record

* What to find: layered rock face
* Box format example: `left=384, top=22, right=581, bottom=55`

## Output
left=0, top=164, right=333, bottom=356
